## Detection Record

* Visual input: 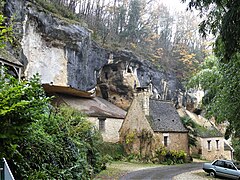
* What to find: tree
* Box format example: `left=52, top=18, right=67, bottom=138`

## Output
left=0, top=73, right=50, bottom=158
left=187, top=54, right=240, bottom=159
left=183, top=0, right=240, bottom=136
left=182, top=0, right=240, bottom=62
left=124, top=0, right=144, bottom=43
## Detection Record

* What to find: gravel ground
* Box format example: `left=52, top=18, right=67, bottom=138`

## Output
left=173, top=170, right=210, bottom=180
left=174, top=169, right=224, bottom=180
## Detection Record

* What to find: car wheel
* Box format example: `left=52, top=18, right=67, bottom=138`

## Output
left=209, top=171, right=216, bottom=178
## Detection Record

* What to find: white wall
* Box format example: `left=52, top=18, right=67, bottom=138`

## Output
left=21, top=15, right=68, bottom=86
left=88, top=117, right=123, bottom=143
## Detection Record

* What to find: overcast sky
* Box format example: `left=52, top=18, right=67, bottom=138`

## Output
left=160, top=0, right=188, bottom=12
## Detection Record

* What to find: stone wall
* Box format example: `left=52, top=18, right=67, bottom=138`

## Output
left=88, top=117, right=123, bottom=143
left=154, top=132, right=189, bottom=154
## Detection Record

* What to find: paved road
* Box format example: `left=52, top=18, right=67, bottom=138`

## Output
left=119, top=163, right=203, bottom=180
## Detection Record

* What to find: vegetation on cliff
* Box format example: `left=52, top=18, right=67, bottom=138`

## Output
left=0, top=1, right=13, bottom=48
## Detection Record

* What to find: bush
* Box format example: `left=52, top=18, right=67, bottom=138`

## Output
left=10, top=106, right=106, bottom=179
left=97, top=142, right=126, bottom=161
left=154, top=146, right=186, bottom=164
left=0, top=73, right=106, bottom=179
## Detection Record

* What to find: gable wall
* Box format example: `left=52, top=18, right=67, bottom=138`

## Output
left=119, top=92, right=153, bottom=138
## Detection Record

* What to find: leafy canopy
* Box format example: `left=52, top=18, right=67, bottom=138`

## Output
left=184, top=0, right=240, bottom=132
left=182, top=0, right=240, bottom=61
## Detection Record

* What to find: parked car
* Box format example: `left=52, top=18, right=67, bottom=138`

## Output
left=203, top=159, right=240, bottom=179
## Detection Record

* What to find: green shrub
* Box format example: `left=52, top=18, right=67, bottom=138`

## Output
left=97, top=142, right=126, bottom=161
left=154, top=146, right=186, bottom=164
left=33, top=0, right=79, bottom=22
left=0, top=73, right=106, bottom=179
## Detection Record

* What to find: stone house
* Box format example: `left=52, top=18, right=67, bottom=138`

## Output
left=178, top=108, right=234, bottom=161
left=191, top=129, right=233, bottom=161
left=196, top=136, right=233, bottom=161
left=52, top=94, right=127, bottom=143
left=119, top=87, right=189, bottom=157
left=148, top=99, right=189, bottom=154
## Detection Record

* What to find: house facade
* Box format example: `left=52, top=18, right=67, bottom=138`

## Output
left=178, top=108, right=234, bottom=161
left=119, top=88, right=189, bottom=157
left=191, top=135, right=233, bottom=161
left=53, top=94, right=126, bottom=143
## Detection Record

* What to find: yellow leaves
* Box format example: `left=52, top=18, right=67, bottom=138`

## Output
left=144, top=33, right=160, bottom=43
left=179, top=49, right=196, bottom=65
left=130, top=42, right=137, bottom=49
left=155, top=48, right=164, bottom=56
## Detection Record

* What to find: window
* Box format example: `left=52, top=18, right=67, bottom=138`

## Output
left=98, top=117, right=106, bottom=132
left=216, top=140, right=219, bottom=150
left=164, top=136, right=168, bottom=147
left=105, top=72, right=108, bottom=80
left=213, top=160, right=225, bottom=167
left=207, top=140, right=211, bottom=151
left=225, top=162, right=237, bottom=170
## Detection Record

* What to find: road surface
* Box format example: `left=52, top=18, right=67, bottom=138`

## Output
left=119, top=163, right=202, bottom=180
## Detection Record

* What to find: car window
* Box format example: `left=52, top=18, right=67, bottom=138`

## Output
left=225, top=162, right=237, bottom=170
left=213, top=160, right=225, bottom=167
left=233, top=161, right=240, bottom=170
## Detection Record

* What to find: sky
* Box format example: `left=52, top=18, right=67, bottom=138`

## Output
left=160, top=0, right=188, bottom=12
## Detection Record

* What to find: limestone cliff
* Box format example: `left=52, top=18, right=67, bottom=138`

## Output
left=5, top=0, right=183, bottom=108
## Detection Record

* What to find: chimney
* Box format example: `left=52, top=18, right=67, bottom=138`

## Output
left=136, top=86, right=150, bottom=116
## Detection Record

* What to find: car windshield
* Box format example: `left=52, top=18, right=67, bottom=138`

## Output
left=233, top=161, right=240, bottom=170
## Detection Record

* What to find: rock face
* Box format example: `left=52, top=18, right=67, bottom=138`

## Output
left=6, top=0, right=108, bottom=93
left=98, top=50, right=182, bottom=109
left=5, top=0, right=183, bottom=108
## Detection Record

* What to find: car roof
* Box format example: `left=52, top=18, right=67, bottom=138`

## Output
left=216, top=159, right=234, bottom=163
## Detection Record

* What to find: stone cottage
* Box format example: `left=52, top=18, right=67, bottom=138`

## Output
left=119, top=87, right=189, bottom=158
left=52, top=94, right=126, bottom=143
left=193, top=136, right=233, bottom=161
left=148, top=99, right=189, bottom=153
left=178, top=108, right=234, bottom=161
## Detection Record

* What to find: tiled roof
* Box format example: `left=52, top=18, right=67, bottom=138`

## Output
left=58, top=94, right=127, bottom=119
left=148, top=99, right=188, bottom=132
left=197, top=126, right=223, bottom=138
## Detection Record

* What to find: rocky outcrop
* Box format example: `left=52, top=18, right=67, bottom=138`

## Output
left=98, top=50, right=183, bottom=109
left=5, top=0, right=184, bottom=108
left=6, top=0, right=108, bottom=94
